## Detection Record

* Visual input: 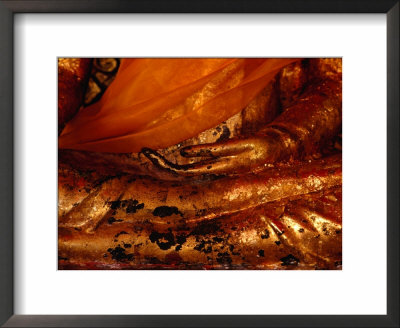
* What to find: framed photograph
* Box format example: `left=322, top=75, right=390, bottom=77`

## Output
left=1, top=0, right=398, bottom=327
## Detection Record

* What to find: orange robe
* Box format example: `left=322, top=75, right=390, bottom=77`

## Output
left=59, top=58, right=298, bottom=153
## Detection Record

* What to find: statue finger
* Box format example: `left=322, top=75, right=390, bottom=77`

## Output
left=180, top=139, right=252, bottom=158
left=141, top=147, right=239, bottom=176
left=183, top=157, right=242, bottom=175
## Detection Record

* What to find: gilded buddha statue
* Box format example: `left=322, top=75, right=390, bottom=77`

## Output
left=58, top=58, right=342, bottom=269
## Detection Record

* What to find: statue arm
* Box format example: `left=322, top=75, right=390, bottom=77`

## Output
left=143, top=75, right=342, bottom=177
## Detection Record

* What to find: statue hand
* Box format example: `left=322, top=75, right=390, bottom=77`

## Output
left=141, top=135, right=283, bottom=177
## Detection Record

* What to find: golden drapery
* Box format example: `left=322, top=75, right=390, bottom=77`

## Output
left=59, top=58, right=298, bottom=153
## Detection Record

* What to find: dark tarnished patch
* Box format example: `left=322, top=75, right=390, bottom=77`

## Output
left=152, top=206, right=183, bottom=218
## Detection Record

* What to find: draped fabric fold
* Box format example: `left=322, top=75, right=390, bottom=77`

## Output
left=59, top=58, right=299, bottom=153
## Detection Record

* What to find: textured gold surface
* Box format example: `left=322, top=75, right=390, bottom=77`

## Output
left=58, top=58, right=342, bottom=270
left=58, top=58, right=92, bottom=132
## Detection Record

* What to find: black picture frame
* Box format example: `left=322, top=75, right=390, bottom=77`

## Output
left=0, top=1, right=398, bottom=327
